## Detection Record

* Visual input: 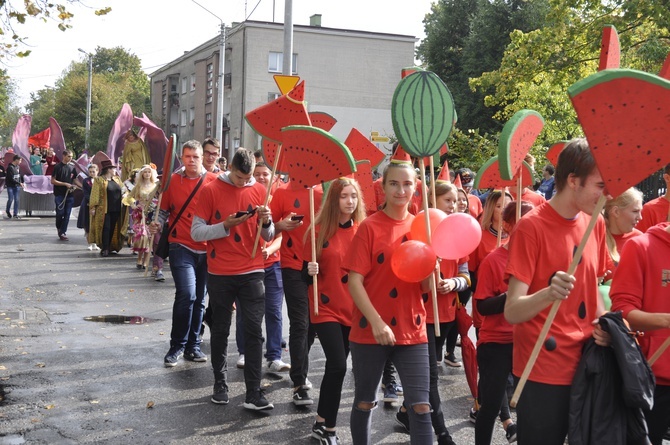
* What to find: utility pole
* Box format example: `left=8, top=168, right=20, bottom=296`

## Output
left=283, top=0, right=293, bottom=76
left=78, top=48, right=93, bottom=152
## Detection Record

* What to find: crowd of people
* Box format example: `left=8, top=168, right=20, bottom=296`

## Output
left=1, top=135, right=669, bottom=445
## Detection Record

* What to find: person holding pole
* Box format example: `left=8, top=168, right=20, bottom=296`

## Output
left=610, top=221, right=670, bottom=445
left=503, top=138, right=611, bottom=445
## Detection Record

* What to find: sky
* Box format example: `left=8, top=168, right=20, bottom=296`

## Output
left=5, top=0, right=436, bottom=109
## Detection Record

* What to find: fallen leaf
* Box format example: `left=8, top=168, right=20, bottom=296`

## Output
left=44, top=404, right=55, bottom=409
left=90, top=400, right=99, bottom=404
left=129, top=289, right=135, bottom=293
left=79, top=291, right=84, bottom=295
left=35, top=363, right=45, bottom=368
left=0, top=365, right=6, bottom=370
left=146, top=401, right=154, bottom=409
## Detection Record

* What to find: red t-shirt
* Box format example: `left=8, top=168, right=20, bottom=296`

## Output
left=372, top=177, right=423, bottom=215
left=262, top=194, right=280, bottom=268
left=304, top=224, right=357, bottom=326
left=468, top=194, right=483, bottom=218
left=471, top=228, right=507, bottom=329
left=610, top=222, right=670, bottom=385
left=271, top=185, right=323, bottom=270
left=637, top=196, right=670, bottom=233
left=425, top=258, right=466, bottom=324
left=194, top=177, right=267, bottom=275
left=604, top=229, right=642, bottom=282
left=343, top=211, right=427, bottom=345
left=475, top=246, right=513, bottom=345
left=160, top=171, right=218, bottom=252
left=505, top=202, right=608, bottom=385
left=511, top=188, right=547, bottom=208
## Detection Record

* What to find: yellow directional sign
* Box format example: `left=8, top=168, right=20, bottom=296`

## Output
left=371, top=136, right=390, bottom=143
left=273, top=75, right=301, bottom=95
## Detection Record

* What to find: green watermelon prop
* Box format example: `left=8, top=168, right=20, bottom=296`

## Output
left=353, top=160, right=376, bottom=214
left=160, top=134, right=178, bottom=192
left=546, top=141, right=568, bottom=167
left=245, top=80, right=311, bottom=143
left=660, top=52, right=670, bottom=80
left=344, top=128, right=385, bottom=168
left=474, top=156, right=534, bottom=189
left=401, top=66, right=423, bottom=79
left=568, top=69, right=670, bottom=198
left=599, top=25, right=620, bottom=71
left=498, top=110, right=544, bottom=180
left=280, top=125, right=357, bottom=189
left=309, top=112, right=337, bottom=131
left=391, top=70, right=455, bottom=158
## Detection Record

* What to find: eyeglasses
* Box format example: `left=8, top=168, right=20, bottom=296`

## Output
left=204, top=151, right=220, bottom=157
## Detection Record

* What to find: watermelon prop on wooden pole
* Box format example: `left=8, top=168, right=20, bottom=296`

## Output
left=344, top=128, right=385, bottom=168
left=599, top=25, right=620, bottom=71
left=512, top=68, right=670, bottom=408
left=353, top=160, right=376, bottom=215
left=474, top=156, right=534, bottom=190
left=391, top=70, right=456, bottom=337
left=546, top=141, right=568, bottom=167
left=309, top=112, right=337, bottom=132
left=281, top=125, right=357, bottom=316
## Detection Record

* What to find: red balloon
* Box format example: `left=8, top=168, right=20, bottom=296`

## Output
left=409, top=208, right=447, bottom=243
left=432, top=213, right=482, bottom=260
left=391, top=240, right=437, bottom=283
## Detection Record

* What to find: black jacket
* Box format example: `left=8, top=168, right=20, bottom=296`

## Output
left=6, top=163, right=23, bottom=187
left=568, top=311, right=654, bottom=445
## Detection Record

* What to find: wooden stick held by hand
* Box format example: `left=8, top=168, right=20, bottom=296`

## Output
left=649, top=336, right=670, bottom=366
left=310, top=187, right=319, bottom=316
left=251, top=144, right=283, bottom=258
left=419, top=157, right=441, bottom=337
left=510, top=194, right=607, bottom=407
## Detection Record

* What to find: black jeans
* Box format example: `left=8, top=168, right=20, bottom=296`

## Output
left=282, top=268, right=310, bottom=387
left=646, top=384, right=670, bottom=445
left=433, top=321, right=457, bottom=359
left=426, top=324, right=448, bottom=437
left=102, top=211, right=120, bottom=251
left=515, top=378, right=570, bottom=445
left=313, top=322, right=350, bottom=428
left=475, top=342, right=513, bottom=445
left=208, top=272, right=265, bottom=394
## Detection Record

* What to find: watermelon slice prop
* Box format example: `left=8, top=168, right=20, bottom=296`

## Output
left=281, top=125, right=358, bottom=316
left=144, top=134, right=177, bottom=273
left=513, top=69, right=670, bottom=408
left=391, top=70, right=456, bottom=337
left=309, top=112, right=337, bottom=132
left=660, top=52, right=670, bottom=80
left=344, top=128, right=386, bottom=168
left=599, top=25, right=620, bottom=71
left=546, top=141, right=568, bottom=167
left=498, top=109, right=544, bottom=181
left=474, top=157, right=534, bottom=190
left=353, top=160, right=376, bottom=215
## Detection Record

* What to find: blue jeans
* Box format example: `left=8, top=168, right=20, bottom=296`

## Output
left=6, top=186, right=20, bottom=216
left=236, top=262, right=284, bottom=361
left=168, top=243, right=208, bottom=351
left=350, top=342, right=432, bottom=445
left=209, top=272, right=265, bottom=393
left=54, top=194, right=74, bottom=235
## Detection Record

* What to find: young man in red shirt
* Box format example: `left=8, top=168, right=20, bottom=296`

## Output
left=610, top=221, right=670, bottom=445
left=637, top=163, right=670, bottom=233
left=191, top=148, right=275, bottom=411
left=504, top=138, right=611, bottom=445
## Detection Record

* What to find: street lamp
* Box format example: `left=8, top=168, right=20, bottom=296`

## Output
left=192, top=0, right=227, bottom=157
left=78, top=48, right=93, bottom=152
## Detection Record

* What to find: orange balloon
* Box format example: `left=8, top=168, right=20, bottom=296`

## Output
left=409, top=208, right=448, bottom=244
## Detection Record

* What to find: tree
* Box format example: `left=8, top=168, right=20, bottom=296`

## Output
left=0, top=1, right=111, bottom=59
left=0, top=69, right=21, bottom=146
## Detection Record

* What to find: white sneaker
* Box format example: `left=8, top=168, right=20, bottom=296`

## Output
left=303, top=377, right=313, bottom=390
left=267, top=359, right=291, bottom=372
left=88, top=244, right=94, bottom=251
left=93, top=244, right=101, bottom=251
left=236, top=354, right=245, bottom=369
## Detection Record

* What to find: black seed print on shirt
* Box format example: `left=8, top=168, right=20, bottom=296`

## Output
left=391, top=317, right=397, bottom=326
left=415, top=314, right=421, bottom=326
left=422, top=293, right=429, bottom=303
left=544, top=336, right=557, bottom=351
left=234, top=233, right=242, bottom=242
left=389, top=288, right=398, bottom=298
left=578, top=301, right=586, bottom=319
left=341, top=274, right=349, bottom=284
left=377, top=253, right=385, bottom=264
left=294, top=198, right=301, bottom=208
left=359, top=317, right=368, bottom=329
left=215, top=210, right=221, bottom=220
left=323, top=241, right=329, bottom=248
left=572, top=245, right=583, bottom=265
left=320, top=294, right=330, bottom=304
left=287, top=238, right=293, bottom=248
left=210, top=249, right=216, bottom=259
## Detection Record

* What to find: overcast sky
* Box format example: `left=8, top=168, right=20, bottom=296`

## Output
left=5, top=0, right=435, bottom=109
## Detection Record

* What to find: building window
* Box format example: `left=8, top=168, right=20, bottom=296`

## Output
left=207, top=63, right=213, bottom=80
left=180, top=109, right=187, bottom=127
left=268, top=52, right=298, bottom=74
left=190, top=74, right=196, bottom=91
left=206, top=113, right=212, bottom=129
left=189, top=108, right=195, bottom=126
left=182, top=77, right=188, bottom=94
left=268, top=92, right=281, bottom=102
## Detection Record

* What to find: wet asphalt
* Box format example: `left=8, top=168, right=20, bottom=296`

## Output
left=0, top=200, right=511, bottom=445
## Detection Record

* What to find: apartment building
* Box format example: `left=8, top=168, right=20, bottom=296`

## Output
left=149, top=17, right=416, bottom=159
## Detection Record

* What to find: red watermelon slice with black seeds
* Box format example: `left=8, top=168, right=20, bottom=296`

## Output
left=568, top=69, right=670, bottom=198
left=353, top=160, right=376, bottom=214
left=546, top=141, right=568, bottom=167
left=344, top=128, right=385, bottom=168
left=498, top=110, right=545, bottom=180
left=280, top=125, right=357, bottom=189
left=660, top=52, right=670, bottom=80
left=599, top=25, right=620, bottom=71
left=474, top=156, right=534, bottom=189
left=309, top=112, right=337, bottom=131
left=245, top=80, right=311, bottom=143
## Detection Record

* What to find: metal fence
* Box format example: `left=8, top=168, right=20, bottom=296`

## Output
left=637, top=169, right=667, bottom=203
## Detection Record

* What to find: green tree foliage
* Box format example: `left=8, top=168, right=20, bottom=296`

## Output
left=0, top=1, right=110, bottom=59
left=0, top=69, right=21, bottom=146
left=26, top=46, right=150, bottom=155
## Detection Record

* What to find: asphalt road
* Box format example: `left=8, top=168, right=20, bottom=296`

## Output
left=0, top=202, right=509, bottom=445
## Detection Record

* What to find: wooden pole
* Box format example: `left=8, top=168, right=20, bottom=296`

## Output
left=251, top=144, right=283, bottom=258
left=510, top=194, right=607, bottom=407
left=649, top=336, right=670, bottom=366
left=310, top=186, right=319, bottom=316
left=429, top=155, right=437, bottom=209
left=516, top=171, right=522, bottom=222
left=420, top=157, right=441, bottom=337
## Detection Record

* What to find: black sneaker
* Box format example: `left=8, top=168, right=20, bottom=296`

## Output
left=469, top=407, right=478, bottom=424
left=292, top=387, right=314, bottom=406
left=437, top=431, right=456, bottom=445
left=184, top=348, right=207, bottom=362
left=243, top=388, right=274, bottom=411
left=319, top=430, right=340, bottom=445
left=383, top=382, right=399, bottom=403
left=164, top=347, right=184, bottom=367
left=506, top=423, right=518, bottom=443
left=311, top=421, right=327, bottom=440
left=395, top=407, right=410, bottom=433
left=444, top=352, right=462, bottom=367
left=211, top=380, right=229, bottom=404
